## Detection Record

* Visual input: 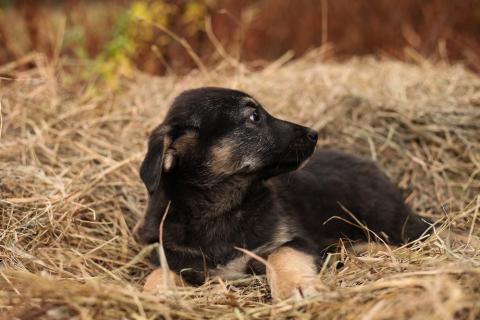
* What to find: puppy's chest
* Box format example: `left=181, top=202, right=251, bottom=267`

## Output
left=163, top=211, right=295, bottom=279
left=163, top=212, right=248, bottom=260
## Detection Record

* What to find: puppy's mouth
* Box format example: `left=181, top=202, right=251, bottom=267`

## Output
left=263, top=160, right=302, bottom=172
left=258, top=146, right=315, bottom=178
left=275, top=153, right=313, bottom=170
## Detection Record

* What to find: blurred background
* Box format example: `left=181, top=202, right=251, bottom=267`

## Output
left=1, top=0, right=480, bottom=84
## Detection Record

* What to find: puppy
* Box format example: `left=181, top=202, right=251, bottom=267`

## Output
left=134, top=87, right=431, bottom=300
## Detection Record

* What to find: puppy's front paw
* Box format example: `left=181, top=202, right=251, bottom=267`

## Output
left=267, top=246, right=321, bottom=302
left=270, top=277, right=319, bottom=301
left=143, top=268, right=186, bottom=294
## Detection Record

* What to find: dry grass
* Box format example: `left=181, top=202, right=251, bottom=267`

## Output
left=1, top=51, right=480, bottom=319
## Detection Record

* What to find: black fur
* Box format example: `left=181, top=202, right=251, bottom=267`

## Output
left=134, top=87, right=431, bottom=285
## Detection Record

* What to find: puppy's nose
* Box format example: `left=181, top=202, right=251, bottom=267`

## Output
left=306, top=129, right=318, bottom=143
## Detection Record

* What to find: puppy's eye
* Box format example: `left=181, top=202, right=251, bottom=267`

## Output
left=249, top=110, right=260, bottom=123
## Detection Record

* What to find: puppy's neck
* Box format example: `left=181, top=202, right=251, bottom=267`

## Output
left=167, top=175, right=254, bottom=218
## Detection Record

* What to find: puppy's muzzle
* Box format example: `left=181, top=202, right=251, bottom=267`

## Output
left=306, top=129, right=318, bottom=143
left=289, top=128, right=318, bottom=151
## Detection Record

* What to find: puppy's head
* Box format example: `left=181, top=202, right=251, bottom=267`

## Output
left=140, top=87, right=318, bottom=194
left=135, top=87, right=317, bottom=243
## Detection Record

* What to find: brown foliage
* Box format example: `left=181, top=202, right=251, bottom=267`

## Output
left=0, top=0, right=480, bottom=74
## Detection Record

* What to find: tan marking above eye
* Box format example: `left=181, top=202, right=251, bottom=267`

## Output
left=241, top=97, right=259, bottom=118
left=243, top=97, right=258, bottom=106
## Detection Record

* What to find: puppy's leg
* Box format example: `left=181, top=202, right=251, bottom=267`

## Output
left=143, top=268, right=187, bottom=294
left=133, top=218, right=159, bottom=244
left=133, top=189, right=169, bottom=244
left=267, top=245, right=320, bottom=301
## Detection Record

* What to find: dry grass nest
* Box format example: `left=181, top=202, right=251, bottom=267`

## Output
left=1, top=51, right=480, bottom=320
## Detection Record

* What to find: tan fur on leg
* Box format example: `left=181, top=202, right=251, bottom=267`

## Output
left=143, top=268, right=186, bottom=294
left=267, top=247, right=319, bottom=301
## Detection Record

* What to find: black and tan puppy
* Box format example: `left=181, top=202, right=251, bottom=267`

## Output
left=134, top=87, right=431, bottom=300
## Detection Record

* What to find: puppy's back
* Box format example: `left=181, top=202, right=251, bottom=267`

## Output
left=271, top=149, right=430, bottom=247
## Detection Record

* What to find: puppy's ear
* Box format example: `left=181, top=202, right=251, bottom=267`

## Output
left=133, top=186, right=169, bottom=244
left=135, top=125, right=174, bottom=244
left=139, top=125, right=176, bottom=194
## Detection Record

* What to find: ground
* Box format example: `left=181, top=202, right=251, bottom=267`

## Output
left=1, top=53, right=480, bottom=319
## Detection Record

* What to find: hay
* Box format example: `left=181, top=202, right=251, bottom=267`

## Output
left=1, top=52, right=480, bottom=319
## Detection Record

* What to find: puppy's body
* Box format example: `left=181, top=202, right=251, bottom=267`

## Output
left=134, top=87, right=431, bottom=299
left=272, top=150, right=428, bottom=248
